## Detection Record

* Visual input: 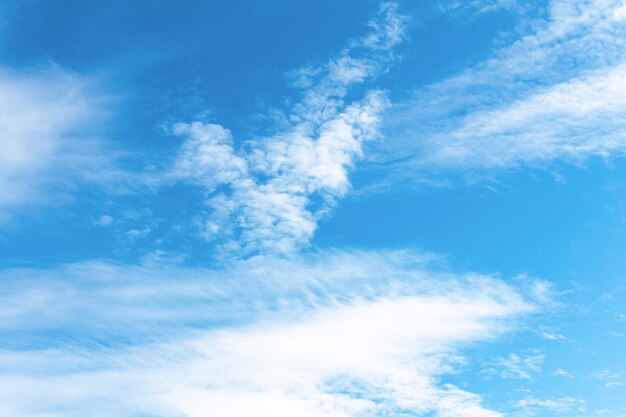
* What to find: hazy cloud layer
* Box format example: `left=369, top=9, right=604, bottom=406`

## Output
left=0, top=65, right=112, bottom=220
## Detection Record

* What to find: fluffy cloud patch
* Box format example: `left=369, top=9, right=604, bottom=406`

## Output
left=171, top=4, right=404, bottom=255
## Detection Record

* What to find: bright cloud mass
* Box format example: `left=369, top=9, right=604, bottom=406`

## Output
left=0, top=251, right=538, bottom=417
left=1, top=1, right=625, bottom=417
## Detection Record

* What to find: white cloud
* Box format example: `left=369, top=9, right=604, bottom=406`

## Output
left=360, top=2, right=408, bottom=51
left=419, top=64, right=626, bottom=170
left=437, top=0, right=532, bottom=16
left=0, top=64, right=111, bottom=220
left=376, top=0, right=626, bottom=181
left=589, top=369, right=624, bottom=389
left=553, top=368, right=574, bottom=378
left=171, top=3, right=405, bottom=255
left=613, top=2, right=626, bottom=20
left=604, top=381, right=624, bottom=389
left=0, top=249, right=541, bottom=417
left=125, top=226, right=151, bottom=239
left=517, top=396, right=586, bottom=414
left=93, top=215, right=114, bottom=226
left=492, top=350, right=544, bottom=380
left=541, top=331, right=566, bottom=340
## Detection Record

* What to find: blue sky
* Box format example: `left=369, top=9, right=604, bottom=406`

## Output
left=1, top=0, right=626, bottom=416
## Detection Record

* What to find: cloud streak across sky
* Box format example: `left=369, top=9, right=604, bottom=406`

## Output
left=378, top=0, right=626, bottom=178
left=0, top=250, right=539, bottom=417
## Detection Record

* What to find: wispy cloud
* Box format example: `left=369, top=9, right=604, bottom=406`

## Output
left=0, top=64, right=112, bottom=220
left=589, top=369, right=625, bottom=389
left=436, top=0, right=535, bottom=15
left=553, top=368, right=574, bottom=378
left=0, top=249, right=541, bottom=417
left=416, top=63, right=626, bottom=170
left=171, top=3, right=406, bottom=255
left=488, top=350, right=545, bottom=380
left=376, top=0, right=626, bottom=182
left=516, top=396, right=586, bottom=415
left=540, top=331, right=566, bottom=341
